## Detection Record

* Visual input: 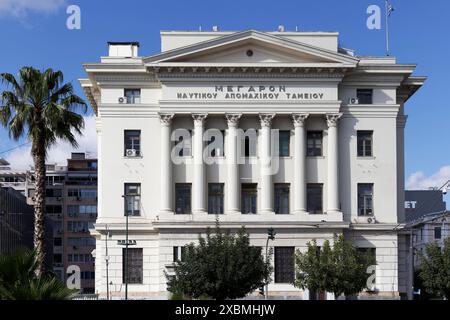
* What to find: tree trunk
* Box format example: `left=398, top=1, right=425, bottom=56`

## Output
left=32, top=133, right=46, bottom=277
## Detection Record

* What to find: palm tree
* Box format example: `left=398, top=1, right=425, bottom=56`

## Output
left=0, top=250, right=77, bottom=300
left=0, top=67, right=86, bottom=276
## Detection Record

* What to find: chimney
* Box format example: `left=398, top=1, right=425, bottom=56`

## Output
left=108, top=42, right=140, bottom=57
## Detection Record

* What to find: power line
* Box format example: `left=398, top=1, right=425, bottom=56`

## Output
left=0, top=141, right=31, bottom=156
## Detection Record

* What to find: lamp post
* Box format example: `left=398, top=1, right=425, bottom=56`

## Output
left=122, top=195, right=130, bottom=301
left=105, top=224, right=110, bottom=300
left=265, top=227, right=276, bottom=300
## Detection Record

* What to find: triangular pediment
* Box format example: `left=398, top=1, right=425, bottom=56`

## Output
left=144, top=30, right=359, bottom=66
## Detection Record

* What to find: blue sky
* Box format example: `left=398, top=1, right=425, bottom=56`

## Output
left=0, top=0, right=449, bottom=191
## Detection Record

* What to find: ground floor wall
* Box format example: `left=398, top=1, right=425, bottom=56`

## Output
left=93, top=226, right=403, bottom=300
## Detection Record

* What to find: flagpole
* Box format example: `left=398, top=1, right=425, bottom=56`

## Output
left=385, top=0, right=390, bottom=56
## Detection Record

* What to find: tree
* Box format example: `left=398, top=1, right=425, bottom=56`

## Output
left=166, top=223, right=272, bottom=300
left=418, top=238, right=450, bottom=299
left=295, top=234, right=376, bottom=299
left=0, top=67, right=86, bottom=275
left=0, top=250, right=77, bottom=300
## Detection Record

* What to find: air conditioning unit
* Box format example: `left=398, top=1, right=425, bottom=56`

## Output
left=126, top=149, right=137, bottom=157
left=349, top=97, right=359, bottom=105
left=118, top=97, right=127, bottom=104
left=367, top=217, right=377, bottom=224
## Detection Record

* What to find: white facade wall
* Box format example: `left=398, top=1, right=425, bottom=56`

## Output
left=82, top=30, right=425, bottom=299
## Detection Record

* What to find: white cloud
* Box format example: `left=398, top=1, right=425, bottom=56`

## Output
left=406, top=166, right=450, bottom=190
left=4, top=115, right=97, bottom=170
left=0, top=0, right=66, bottom=17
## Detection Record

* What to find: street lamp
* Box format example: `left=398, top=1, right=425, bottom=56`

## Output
left=122, top=195, right=130, bottom=301
left=265, top=227, right=276, bottom=300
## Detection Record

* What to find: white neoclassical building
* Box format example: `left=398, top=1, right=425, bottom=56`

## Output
left=80, top=29, right=425, bottom=299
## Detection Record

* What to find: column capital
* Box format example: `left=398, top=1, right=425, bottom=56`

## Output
left=159, top=113, right=174, bottom=126
left=192, top=113, right=208, bottom=126
left=292, top=113, right=309, bottom=127
left=225, top=113, right=242, bottom=127
left=259, top=113, right=276, bottom=127
left=326, top=113, right=343, bottom=127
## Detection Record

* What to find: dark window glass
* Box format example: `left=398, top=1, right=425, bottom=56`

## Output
left=279, top=131, right=290, bottom=157
left=207, top=130, right=225, bottom=157
left=173, top=246, right=187, bottom=262
left=241, top=184, right=257, bottom=214
left=244, top=136, right=250, bottom=157
left=434, top=227, right=442, bottom=239
left=124, top=183, right=141, bottom=216
left=358, top=184, right=373, bottom=216
left=243, top=133, right=257, bottom=157
left=208, top=183, right=224, bottom=214
left=122, top=248, right=143, bottom=284
left=357, top=89, right=373, bottom=104
left=175, top=184, right=191, bottom=214
left=274, top=184, right=290, bottom=214
left=274, top=247, right=295, bottom=283
left=357, top=131, right=373, bottom=157
left=357, top=248, right=376, bottom=289
left=177, top=130, right=192, bottom=157
left=46, top=188, right=62, bottom=197
left=307, top=131, right=323, bottom=156
left=53, top=254, right=62, bottom=264
left=54, top=237, right=62, bottom=246
left=307, top=184, right=323, bottom=214
left=124, top=89, right=141, bottom=104
left=124, top=130, right=141, bottom=156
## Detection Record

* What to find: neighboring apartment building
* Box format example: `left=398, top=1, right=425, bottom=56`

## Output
left=0, top=158, right=28, bottom=195
left=27, top=153, right=98, bottom=293
left=404, top=190, right=448, bottom=268
left=81, top=29, right=425, bottom=299
left=0, top=186, right=34, bottom=254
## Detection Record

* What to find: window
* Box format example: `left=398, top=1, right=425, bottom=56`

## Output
left=434, top=227, right=442, bottom=240
left=358, top=184, right=374, bottom=216
left=274, top=247, right=295, bottom=283
left=357, top=248, right=376, bottom=290
left=176, top=130, right=192, bottom=157
left=274, top=184, right=290, bottom=214
left=278, top=131, right=290, bottom=157
left=67, top=205, right=97, bottom=217
left=122, top=248, right=143, bottom=284
left=68, top=188, right=97, bottom=199
left=356, top=89, right=373, bottom=104
left=243, top=132, right=257, bottom=157
left=307, top=131, right=323, bottom=156
left=241, top=184, right=257, bottom=214
left=208, top=183, right=224, bottom=214
left=124, top=130, right=141, bottom=157
left=357, top=131, right=373, bottom=157
left=124, top=89, right=141, bottom=104
left=307, top=184, right=323, bottom=214
left=67, top=221, right=89, bottom=232
left=175, top=184, right=191, bottom=214
left=46, top=188, right=62, bottom=197
left=46, top=205, right=62, bottom=215
left=54, top=237, right=62, bottom=247
left=53, top=254, right=62, bottom=264
left=173, top=246, right=186, bottom=262
left=207, top=130, right=225, bottom=157
left=124, top=183, right=141, bottom=216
